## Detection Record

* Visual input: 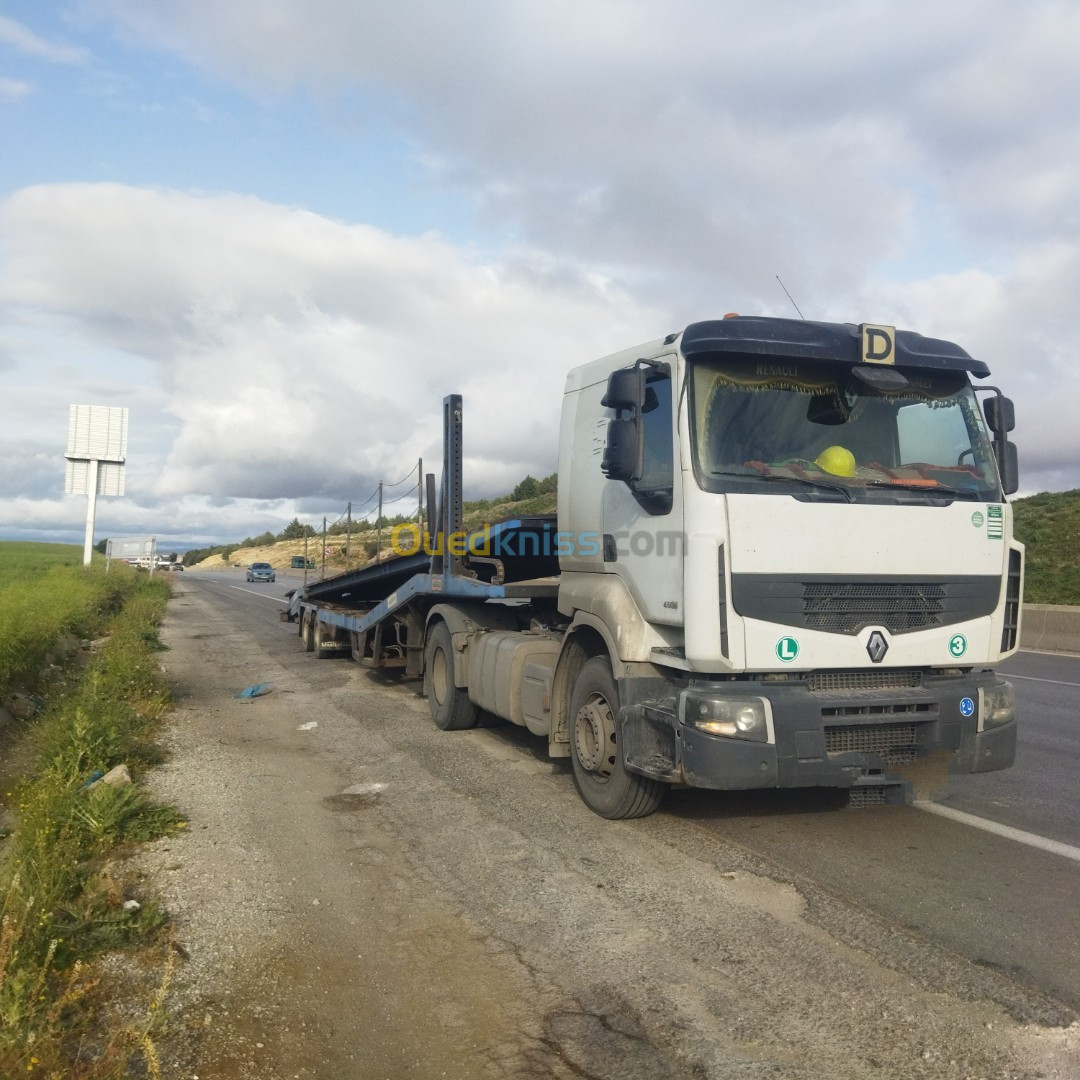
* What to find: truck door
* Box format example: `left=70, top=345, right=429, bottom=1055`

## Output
left=601, top=364, right=684, bottom=627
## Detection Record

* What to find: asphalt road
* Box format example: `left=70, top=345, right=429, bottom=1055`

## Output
left=169, top=570, right=1080, bottom=1077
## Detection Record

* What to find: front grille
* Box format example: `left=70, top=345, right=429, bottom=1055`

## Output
left=803, top=582, right=943, bottom=633
left=822, top=703, right=932, bottom=719
left=731, top=573, right=1000, bottom=635
left=807, top=670, right=921, bottom=693
left=825, top=721, right=918, bottom=765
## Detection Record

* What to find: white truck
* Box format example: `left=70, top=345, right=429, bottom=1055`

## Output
left=286, top=315, right=1022, bottom=817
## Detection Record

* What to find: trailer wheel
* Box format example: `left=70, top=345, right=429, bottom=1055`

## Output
left=569, top=656, right=665, bottom=819
left=314, top=620, right=339, bottom=660
left=302, top=613, right=316, bottom=653
left=425, top=621, right=478, bottom=730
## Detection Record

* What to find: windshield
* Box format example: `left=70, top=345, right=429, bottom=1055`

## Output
left=689, top=356, right=1001, bottom=501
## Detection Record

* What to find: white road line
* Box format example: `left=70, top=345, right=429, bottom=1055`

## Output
left=914, top=801, right=1080, bottom=864
left=1007, top=673, right=1080, bottom=689
left=227, top=585, right=289, bottom=604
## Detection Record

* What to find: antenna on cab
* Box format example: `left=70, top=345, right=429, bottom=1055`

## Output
left=776, top=275, right=805, bottom=320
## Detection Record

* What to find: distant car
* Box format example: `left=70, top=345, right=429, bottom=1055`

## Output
left=169, top=563, right=185, bottom=571
left=246, top=562, right=276, bottom=583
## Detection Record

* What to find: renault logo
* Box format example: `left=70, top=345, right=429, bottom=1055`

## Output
left=866, top=630, right=889, bottom=664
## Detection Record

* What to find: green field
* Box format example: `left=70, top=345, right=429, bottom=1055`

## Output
left=0, top=541, right=96, bottom=589
left=0, top=543, right=118, bottom=702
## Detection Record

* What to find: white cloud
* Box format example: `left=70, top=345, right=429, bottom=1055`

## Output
left=0, top=14, right=89, bottom=64
left=0, top=182, right=661, bottom=542
left=0, top=75, right=31, bottom=101
left=78, top=1, right=1080, bottom=305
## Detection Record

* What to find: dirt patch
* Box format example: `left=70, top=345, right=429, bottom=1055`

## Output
left=139, top=581, right=548, bottom=1078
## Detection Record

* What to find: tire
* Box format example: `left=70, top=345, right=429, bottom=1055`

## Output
left=569, top=656, right=665, bottom=819
left=302, top=613, right=316, bottom=653
left=314, top=620, right=339, bottom=660
left=424, top=621, right=478, bottom=730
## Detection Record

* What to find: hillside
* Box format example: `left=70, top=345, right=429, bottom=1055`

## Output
left=1012, top=488, right=1080, bottom=605
left=190, top=487, right=559, bottom=575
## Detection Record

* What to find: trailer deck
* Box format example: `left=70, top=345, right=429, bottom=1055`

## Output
left=286, top=514, right=560, bottom=652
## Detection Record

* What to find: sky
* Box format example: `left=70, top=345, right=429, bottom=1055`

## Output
left=2, top=1, right=1079, bottom=550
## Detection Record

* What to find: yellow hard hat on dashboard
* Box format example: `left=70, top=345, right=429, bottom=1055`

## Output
left=815, top=445, right=856, bottom=477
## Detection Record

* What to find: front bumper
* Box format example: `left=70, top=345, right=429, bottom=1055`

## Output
left=620, top=670, right=1016, bottom=791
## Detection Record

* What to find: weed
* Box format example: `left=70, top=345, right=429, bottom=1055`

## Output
left=0, top=566, right=181, bottom=1077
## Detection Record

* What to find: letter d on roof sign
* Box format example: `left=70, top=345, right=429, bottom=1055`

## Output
left=860, top=323, right=896, bottom=365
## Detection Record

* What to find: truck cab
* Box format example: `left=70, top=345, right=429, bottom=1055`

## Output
left=554, top=316, right=1022, bottom=814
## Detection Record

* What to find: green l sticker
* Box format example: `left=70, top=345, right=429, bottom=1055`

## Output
left=776, top=636, right=799, bottom=663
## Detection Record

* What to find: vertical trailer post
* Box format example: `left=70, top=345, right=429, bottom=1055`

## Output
left=442, top=395, right=465, bottom=583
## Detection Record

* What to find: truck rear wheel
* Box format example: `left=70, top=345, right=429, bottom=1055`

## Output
left=302, top=613, right=316, bottom=652
left=425, top=621, right=478, bottom=730
left=569, top=656, right=665, bottom=819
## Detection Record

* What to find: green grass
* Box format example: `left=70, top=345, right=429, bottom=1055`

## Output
left=0, top=566, right=132, bottom=706
left=1012, top=488, right=1080, bottom=605
left=0, top=543, right=97, bottom=590
left=0, top=566, right=180, bottom=1078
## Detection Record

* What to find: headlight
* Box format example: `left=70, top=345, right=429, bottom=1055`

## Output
left=679, top=692, right=770, bottom=743
left=978, top=682, right=1015, bottom=731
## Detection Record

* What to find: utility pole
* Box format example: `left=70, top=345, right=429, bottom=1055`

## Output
left=345, top=501, right=352, bottom=571
left=376, top=482, right=383, bottom=563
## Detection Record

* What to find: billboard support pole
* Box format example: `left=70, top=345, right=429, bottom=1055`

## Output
left=83, top=459, right=99, bottom=566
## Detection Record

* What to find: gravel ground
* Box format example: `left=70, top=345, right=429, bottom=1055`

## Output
left=131, top=580, right=1080, bottom=1079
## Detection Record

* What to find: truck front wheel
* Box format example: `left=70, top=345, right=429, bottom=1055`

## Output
left=569, top=657, right=665, bottom=819
left=425, top=621, right=478, bottom=730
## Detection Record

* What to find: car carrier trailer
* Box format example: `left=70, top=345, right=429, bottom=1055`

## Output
left=285, top=315, right=1023, bottom=819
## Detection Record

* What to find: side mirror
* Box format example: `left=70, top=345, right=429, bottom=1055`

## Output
left=996, top=440, right=1019, bottom=496
left=602, top=417, right=642, bottom=481
left=601, top=366, right=646, bottom=411
left=983, top=395, right=1016, bottom=435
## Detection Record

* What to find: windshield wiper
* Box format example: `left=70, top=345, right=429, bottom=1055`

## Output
left=867, top=480, right=981, bottom=500
left=709, top=470, right=854, bottom=503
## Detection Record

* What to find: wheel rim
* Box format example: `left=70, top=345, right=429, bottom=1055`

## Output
left=431, top=646, right=449, bottom=706
left=574, top=692, right=616, bottom=779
